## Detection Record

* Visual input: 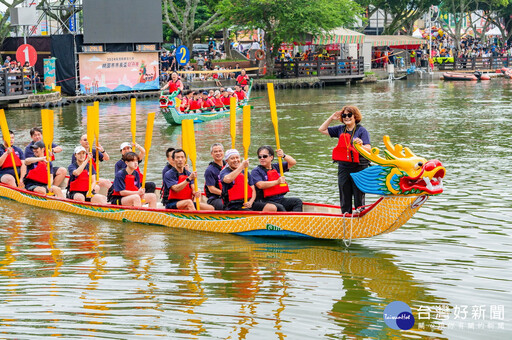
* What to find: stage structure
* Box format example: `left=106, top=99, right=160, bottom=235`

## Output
left=5, top=0, right=163, bottom=96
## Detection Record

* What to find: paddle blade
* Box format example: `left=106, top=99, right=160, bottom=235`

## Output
left=242, top=105, right=251, bottom=158
left=47, top=110, right=54, bottom=148
left=230, top=96, right=237, bottom=149
left=131, top=98, right=136, bottom=144
left=86, top=106, right=95, bottom=152
left=144, top=112, right=155, bottom=153
left=267, top=83, right=278, bottom=127
left=181, top=119, right=191, bottom=161
left=93, top=102, right=100, bottom=140
left=187, top=120, right=197, bottom=170
left=0, top=109, right=11, bottom=146
left=41, top=110, right=50, bottom=148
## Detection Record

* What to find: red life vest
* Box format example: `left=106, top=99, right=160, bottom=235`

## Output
left=112, top=172, right=140, bottom=196
left=262, top=168, right=289, bottom=198
left=228, top=172, right=252, bottom=201
left=1, top=149, right=22, bottom=169
left=203, top=98, right=214, bottom=108
left=189, top=99, right=201, bottom=111
left=221, top=96, right=231, bottom=106
left=69, top=169, right=90, bottom=192
left=214, top=97, right=224, bottom=108
left=25, top=161, right=49, bottom=184
left=332, top=132, right=360, bottom=163
left=236, top=75, right=248, bottom=86
left=168, top=174, right=193, bottom=200
left=235, top=91, right=246, bottom=101
left=168, top=80, right=182, bottom=93
left=43, top=147, right=56, bottom=161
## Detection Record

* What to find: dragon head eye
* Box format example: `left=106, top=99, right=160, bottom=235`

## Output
left=414, top=162, right=423, bottom=170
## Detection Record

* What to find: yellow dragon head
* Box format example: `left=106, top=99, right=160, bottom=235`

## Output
left=351, top=136, right=445, bottom=196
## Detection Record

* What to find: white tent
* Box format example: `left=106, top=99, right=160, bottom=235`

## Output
left=412, top=28, right=423, bottom=38
left=485, top=27, right=502, bottom=36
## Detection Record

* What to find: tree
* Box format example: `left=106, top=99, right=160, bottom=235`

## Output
left=219, top=0, right=363, bottom=75
left=162, top=0, right=224, bottom=49
left=0, top=0, right=25, bottom=48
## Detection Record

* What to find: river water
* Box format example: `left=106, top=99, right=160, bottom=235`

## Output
left=0, top=78, right=511, bottom=339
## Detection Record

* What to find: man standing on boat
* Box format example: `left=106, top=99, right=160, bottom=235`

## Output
left=23, top=141, right=64, bottom=198
left=163, top=149, right=214, bottom=211
left=251, top=146, right=302, bottom=212
left=220, top=149, right=277, bottom=212
left=24, top=127, right=67, bottom=188
left=115, top=142, right=156, bottom=193
left=204, top=143, right=225, bottom=210
left=0, top=130, right=26, bottom=188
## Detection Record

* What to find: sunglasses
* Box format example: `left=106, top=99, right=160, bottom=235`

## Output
left=342, top=113, right=353, bottom=118
left=258, top=154, right=270, bottom=159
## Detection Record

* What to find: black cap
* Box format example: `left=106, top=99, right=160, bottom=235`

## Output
left=30, top=141, right=46, bottom=149
left=202, top=91, right=208, bottom=95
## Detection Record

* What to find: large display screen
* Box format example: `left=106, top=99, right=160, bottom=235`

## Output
left=83, top=0, right=163, bottom=44
left=78, top=52, right=160, bottom=94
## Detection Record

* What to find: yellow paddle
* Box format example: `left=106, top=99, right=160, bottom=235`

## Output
left=141, top=112, right=155, bottom=204
left=242, top=105, right=251, bottom=204
left=267, top=83, right=285, bottom=186
left=0, top=109, right=20, bottom=185
left=131, top=98, right=136, bottom=145
left=93, top=102, right=100, bottom=182
left=230, top=96, right=237, bottom=149
left=86, top=106, right=95, bottom=198
left=41, top=109, right=54, bottom=194
left=185, top=119, right=200, bottom=210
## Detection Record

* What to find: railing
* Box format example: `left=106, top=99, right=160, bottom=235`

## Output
left=274, top=58, right=364, bottom=78
left=0, top=70, right=35, bottom=96
left=435, top=56, right=512, bottom=71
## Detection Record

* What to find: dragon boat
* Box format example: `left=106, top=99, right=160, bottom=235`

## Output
left=159, top=81, right=253, bottom=125
left=0, top=136, right=444, bottom=241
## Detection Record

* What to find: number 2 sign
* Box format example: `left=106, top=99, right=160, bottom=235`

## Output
left=16, top=44, right=38, bottom=66
left=175, top=45, right=190, bottom=66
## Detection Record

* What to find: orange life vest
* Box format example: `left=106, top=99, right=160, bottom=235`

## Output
left=168, top=174, right=193, bottom=200
left=332, top=132, right=360, bottom=163
left=228, top=172, right=252, bottom=201
left=25, top=161, right=48, bottom=184
left=1, top=150, right=22, bottom=169
left=262, top=168, right=289, bottom=198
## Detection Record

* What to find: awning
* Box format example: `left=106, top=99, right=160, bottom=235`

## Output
left=364, top=35, right=425, bottom=47
left=312, top=28, right=365, bottom=45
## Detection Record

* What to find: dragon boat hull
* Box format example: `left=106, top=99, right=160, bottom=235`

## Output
left=159, top=82, right=253, bottom=125
left=0, top=183, right=429, bottom=240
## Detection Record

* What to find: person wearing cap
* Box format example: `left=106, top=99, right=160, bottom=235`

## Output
left=219, top=149, right=277, bottom=211
left=115, top=142, right=156, bottom=194
left=251, top=146, right=303, bottom=212
left=110, top=151, right=157, bottom=207
left=201, top=91, right=215, bottom=112
left=221, top=88, right=233, bottom=106
left=0, top=130, right=26, bottom=188
left=163, top=149, right=214, bottom=211
left=203, top=143, right=225, bottom=210
left=67, top=146, right=107, bottom=204
left=236, top=69, right=250, bottom=91
left=213, top=90, right=225, bottom=111
left=72, top=134, right=111, bottom=190
left=23, top=141, right=64, bottom=197
left=24, top=127, right=67, bottom=188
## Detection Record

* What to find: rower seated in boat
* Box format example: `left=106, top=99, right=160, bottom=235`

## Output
left=23, top=141, right=64, bottom=198
left=72, top=134, right=111, bottom=191
left=0, top=130, right=26, bottom=188
left=234, top=85, right=246, bottom=101
left=201, top=91, right=216, bottom=112
left=110, top=152, right=157, bottom=208
left=219, top=149, right=277, bottom=212
left=67, top=146, right=107, bottom=204
left=115, top=142, right=155, bottom=193
left=203, top=143, right=225, bottom=210
left=251, top=146, right=303, bottom=212
left=163, top=149, right=214, bottom=211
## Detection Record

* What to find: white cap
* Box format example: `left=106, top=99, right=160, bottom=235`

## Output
left=224, top=149, right=240, bottom=160
left=227, top=88, right=234, bottom=93
left=120, top=142, right=131, bottom=151
left=74, top=146, right=86, bottom=154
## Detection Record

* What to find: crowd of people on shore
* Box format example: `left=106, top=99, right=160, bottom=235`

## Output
left=1, top=103, right=372, bottom=215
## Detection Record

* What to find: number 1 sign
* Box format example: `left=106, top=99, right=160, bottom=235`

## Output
left=16, top=44, right=38, bottom=66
